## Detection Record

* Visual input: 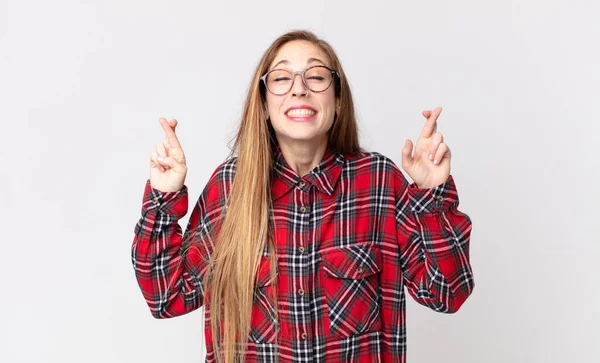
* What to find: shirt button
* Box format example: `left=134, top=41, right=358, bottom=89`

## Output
left=152, top=197, right=159, bottom=204
left=357, top=267, right=364, bottom=273
left=436, top=196, right=443, bottom=201
left=301, top=332, right=308, bottom=340
left=298, top=181, right=305, bottom=188
left=298, top=288, right=305, bottom=296
left=298, top=246, right=305, bottom=253
left=300, top=206, right=307, bottom=213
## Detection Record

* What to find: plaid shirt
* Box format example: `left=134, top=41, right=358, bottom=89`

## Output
left=132, top=144, right=475, bottom=363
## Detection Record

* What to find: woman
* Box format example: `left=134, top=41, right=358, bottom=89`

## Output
left=132, top=30, right=474, bottom=363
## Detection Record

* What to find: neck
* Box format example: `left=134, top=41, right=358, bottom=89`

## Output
left=276, top=136, right=328, bottom=177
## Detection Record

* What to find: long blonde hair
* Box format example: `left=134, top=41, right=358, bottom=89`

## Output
left=187, top=30, right=363, bottom=363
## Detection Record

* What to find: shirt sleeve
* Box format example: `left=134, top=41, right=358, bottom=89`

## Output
left=393, top=167, right=475, bottom=313
left=131, top=175, right=219, bottom=319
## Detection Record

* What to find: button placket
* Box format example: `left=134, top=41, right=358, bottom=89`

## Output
left=435, top=194, right=444, bottom=208
left=294, top=184, right=312, bottom=343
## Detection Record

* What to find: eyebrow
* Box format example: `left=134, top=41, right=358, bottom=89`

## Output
left=270, top=57, right=326, bottom=70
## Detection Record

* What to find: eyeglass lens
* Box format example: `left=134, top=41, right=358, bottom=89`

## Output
left=265, top=66, right=332, bottom=95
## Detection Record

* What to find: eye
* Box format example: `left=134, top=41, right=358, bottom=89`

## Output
left=273, top=77, right=292, bottom=82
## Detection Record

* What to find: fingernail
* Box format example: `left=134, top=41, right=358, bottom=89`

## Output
left=157, top=156, right=164, bottom=161
left=434, top=159, right=438, bottom=164
left=429, top=153, right=433, bottom=160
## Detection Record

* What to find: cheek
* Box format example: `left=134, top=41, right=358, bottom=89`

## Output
left=265, top=95, right=278, bottom=116
left=322, top=95, right=337, bottom=119
left=323, top=90, right=337, bottom=111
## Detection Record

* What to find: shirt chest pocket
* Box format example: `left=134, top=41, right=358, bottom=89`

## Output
left=321, top=244, right=383, bottom=337
left=249, top=256, right=279, bottom=343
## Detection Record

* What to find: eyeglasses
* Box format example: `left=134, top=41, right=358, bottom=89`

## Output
left=260, top=65, right=339, bottom=96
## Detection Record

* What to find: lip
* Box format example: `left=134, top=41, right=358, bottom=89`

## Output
left=285, top=105, right=318, bottom=122
left=285, top=105, right=317, bottom=115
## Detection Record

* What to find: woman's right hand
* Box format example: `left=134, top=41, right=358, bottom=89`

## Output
left=149, top=118, right=188, bottom=192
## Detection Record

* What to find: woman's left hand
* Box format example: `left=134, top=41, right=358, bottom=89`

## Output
left=401, top=107, right=451, bottom=189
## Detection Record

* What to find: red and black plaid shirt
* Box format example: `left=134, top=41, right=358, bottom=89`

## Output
left=132, top=143, right=475, bottom=363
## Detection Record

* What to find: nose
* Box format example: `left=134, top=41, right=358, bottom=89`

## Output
left=290, top=73, right=309, bottom=97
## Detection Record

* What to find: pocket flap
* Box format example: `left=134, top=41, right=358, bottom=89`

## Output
left=322, top=244, right=382, bottom=279
left=256, top=256, right=277, bottom=287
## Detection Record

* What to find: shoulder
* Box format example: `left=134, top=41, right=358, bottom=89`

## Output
left=343, top=149, right=402, bottom=174
left=343, top=149, right=409, bottom=190
left=198, top=156, right=238, bottom=202
left=209, top=155, right=238, bottom=183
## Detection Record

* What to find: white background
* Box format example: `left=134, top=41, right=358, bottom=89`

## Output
left=1, top=0, right=598, bottom=362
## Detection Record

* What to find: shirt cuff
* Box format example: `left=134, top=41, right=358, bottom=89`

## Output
left=141, top=179, right=188, bottom=218
left=407, top=175, right=459, bottom=214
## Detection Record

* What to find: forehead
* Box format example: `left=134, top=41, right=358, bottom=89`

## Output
left=270, top=40, right=330, bottom=68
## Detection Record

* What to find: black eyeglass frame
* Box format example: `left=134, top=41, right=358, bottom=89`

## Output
left=260, top=65, right=340, bottom=95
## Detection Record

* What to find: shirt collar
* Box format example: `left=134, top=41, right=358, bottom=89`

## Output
left=271, top=143, right=345, bottom=201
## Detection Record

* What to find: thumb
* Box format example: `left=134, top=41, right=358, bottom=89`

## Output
left=157, top=156, right=183, bottom=172
left=401, top=139, right=414, bottom=168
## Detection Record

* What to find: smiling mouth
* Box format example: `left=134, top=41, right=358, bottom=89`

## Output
left=286, top=109, right=317, bottom=117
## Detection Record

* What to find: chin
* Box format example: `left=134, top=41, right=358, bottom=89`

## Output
left=275, top=128, right=324, bottom=142
left=282, top=133, right=320, bottom=142
left=272, top=120, right=332, bottom=144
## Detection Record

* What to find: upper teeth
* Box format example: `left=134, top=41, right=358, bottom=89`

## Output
left=287, top=109, right=315, bottom=117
